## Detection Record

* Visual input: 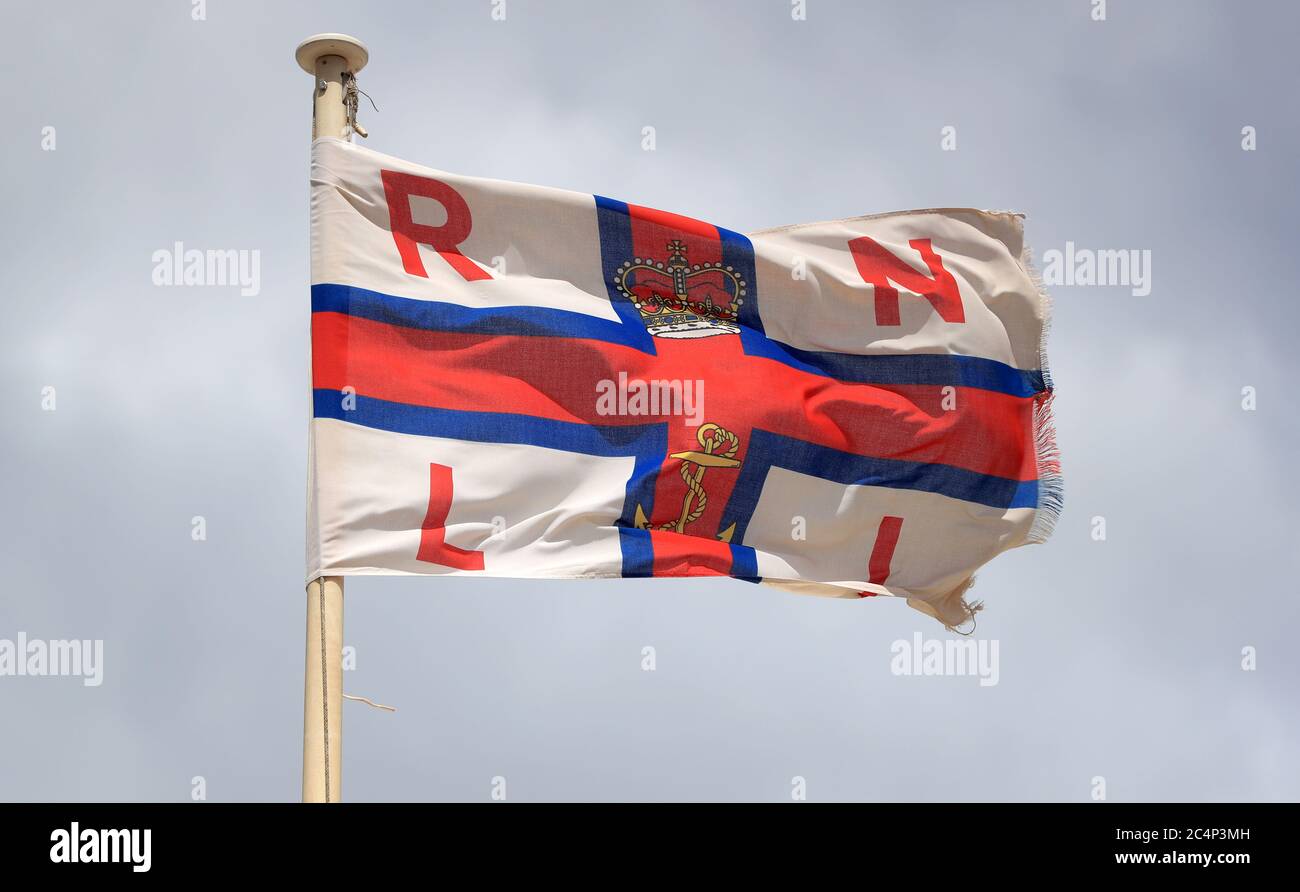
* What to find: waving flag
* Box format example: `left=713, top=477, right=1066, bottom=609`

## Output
left=307, top=137, right=1060, bottom=627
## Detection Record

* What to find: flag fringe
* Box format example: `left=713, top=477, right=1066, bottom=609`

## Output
left=1017, top=241, right=1063, bottom=545
left=1019, top=240, right=1055, bottom=392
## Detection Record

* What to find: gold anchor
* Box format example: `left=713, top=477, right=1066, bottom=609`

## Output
left=634, top=422, right=742, bottom=542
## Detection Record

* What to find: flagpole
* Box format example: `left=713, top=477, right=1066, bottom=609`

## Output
left=296, top=33, right=369, bottom=804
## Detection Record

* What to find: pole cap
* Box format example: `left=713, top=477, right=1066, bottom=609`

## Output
left=296, top=33, right=369, bottom=74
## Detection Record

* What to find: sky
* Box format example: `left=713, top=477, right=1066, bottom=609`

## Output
left=1, top=0, right=1297, bottom=802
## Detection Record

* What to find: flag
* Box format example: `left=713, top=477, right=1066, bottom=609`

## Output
left=307, top=137, right=1060, bottom=627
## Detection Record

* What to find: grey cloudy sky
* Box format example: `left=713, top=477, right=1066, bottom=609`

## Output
left=1, top=0, right=1296, bottom=801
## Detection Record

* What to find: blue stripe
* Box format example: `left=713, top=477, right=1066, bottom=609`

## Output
left=720, top=430, right=1037, bottom=546
left=729, top=544, right=759, bottom=581
left=740, top=330, right=1045, bottom=397
left=618, top=527, right=655, bottom=578
left=720, top=226, right=766, bottom=338
left=312, top=283, right=653, bottom=353
left=593, top=196, right=655, bottom=353
left=313, top=388, right=665, bottom=457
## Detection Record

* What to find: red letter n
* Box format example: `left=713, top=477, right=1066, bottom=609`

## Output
left=848, top=236, right=964, bottom=326
left=417, top=463, right=485, bottom=570
left=380, top=169, right=491, bottom=282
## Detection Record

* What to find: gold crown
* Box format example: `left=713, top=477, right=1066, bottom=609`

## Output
left=613, top=240, right=746, bottom=339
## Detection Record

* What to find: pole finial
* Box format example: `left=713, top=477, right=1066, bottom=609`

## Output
left=295, top=33, right=369, bottom=74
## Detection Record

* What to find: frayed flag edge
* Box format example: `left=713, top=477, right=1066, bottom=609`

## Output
left=1017, top=241, right=1063, bottom=545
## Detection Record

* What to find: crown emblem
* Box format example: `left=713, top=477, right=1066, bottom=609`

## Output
left=614, top=240, right=746, bottom=339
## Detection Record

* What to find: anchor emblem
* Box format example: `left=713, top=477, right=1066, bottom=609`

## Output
left=634, top=423, right=742, bottom=543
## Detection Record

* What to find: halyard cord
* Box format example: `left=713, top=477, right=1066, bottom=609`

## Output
left=344, top=693, right=396, bottom=712
left=342, top=72, right=377, bottom=138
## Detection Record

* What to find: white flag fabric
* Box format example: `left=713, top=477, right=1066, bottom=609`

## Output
left=307, top=137, right=1060, bottom=627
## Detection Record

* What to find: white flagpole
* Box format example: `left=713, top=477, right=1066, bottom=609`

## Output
left=296, top=33, right=368, bottom=804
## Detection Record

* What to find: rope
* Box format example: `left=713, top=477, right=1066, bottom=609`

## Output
left=344, top=694, right=396, bottom=712
left=341, top=72, right=377, bottom=138
left=343, top=73, right=360, bottom=138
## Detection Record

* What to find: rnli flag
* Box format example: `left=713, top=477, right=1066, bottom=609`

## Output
left=307, top=138, right=1060, bottom=627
